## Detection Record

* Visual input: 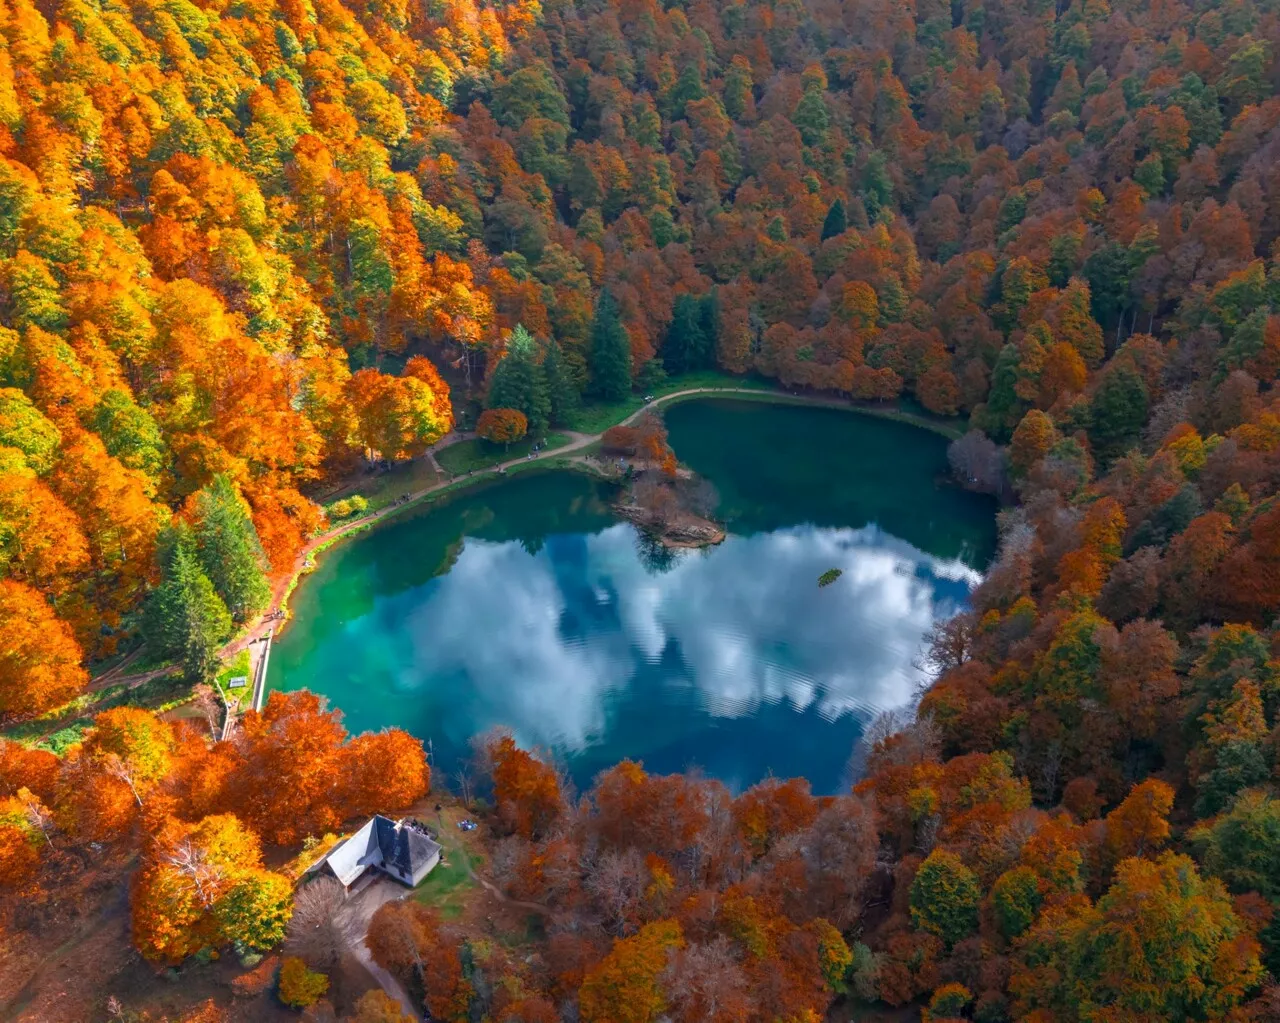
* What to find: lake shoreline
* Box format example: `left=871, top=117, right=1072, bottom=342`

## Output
left=263, top=398, right=995, bottom=793
left=267, top=389, right=965, bottom=629
left=612, top=501, right=728, bottom=548
left=58, top=387, right=967, bottom=721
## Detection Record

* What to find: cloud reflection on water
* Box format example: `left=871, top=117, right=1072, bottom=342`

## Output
left=394, top=522, right=981, bottom=755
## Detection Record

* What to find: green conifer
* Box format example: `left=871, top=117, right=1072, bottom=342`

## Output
left=662, top=294, right=717, bottom=375
left=543, top=337, right=580, bottom=427
left=821, top=198, right=848, bottom=240
left=487, top=324, right=551, bottom=434
left=144, top=527, right=233, bottom=683
left=589, top=289, right=632, bottom=401
left=194, top=475, right=271, bottom=622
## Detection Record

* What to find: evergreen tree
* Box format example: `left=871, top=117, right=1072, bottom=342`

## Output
left=699, top=290, right=721, bottom=357
left=793, top=87, right=830, bottom=147
left=861, top=151, right=894, bottom=221
left=665, top=63, right=705, bottom=120
left=821, top=198, right=848, bottom=240
left=144, top=527, right=233, bottom=683
left=1088, top=363, right=1149, bottom=465
left=723, top=57, right=754, bottom=121
left=543, top=337, right=580, bottom=427
left=589, top=289, right=632, bottom=401
left=193, top=475, right=271, bottom=622
left=487, top=325, right=551, bottom=435
left=663, top=294, right=717, bottom=375
left=663, top=294, right=704, bottom=376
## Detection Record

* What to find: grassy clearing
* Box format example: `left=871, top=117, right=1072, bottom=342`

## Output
left=413, top=809, right=483, bottom=921
left=215, top=648, right=252, bottom=710
left=317, top=457, right=443, bottom=517
left=436, top=431, right=572, bottom=475
left=2, top=671, right=190, bottom=751
left=566, top=370, right=771, bottom=434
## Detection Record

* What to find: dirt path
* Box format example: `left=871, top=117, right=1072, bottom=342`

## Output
left=468, top=869, right=552, bottom=918
left=338, top=878, right=420, bottom=1020
left=100, top=386, right=868, bottom=691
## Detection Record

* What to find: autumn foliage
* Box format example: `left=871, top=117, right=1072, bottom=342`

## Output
left=477, top=408, right=528, bottom=447
left=9, top=0, right=1280, bottom=1012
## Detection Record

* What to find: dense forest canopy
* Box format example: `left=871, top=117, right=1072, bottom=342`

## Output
left=7, top=0, right=1280, bottom=1014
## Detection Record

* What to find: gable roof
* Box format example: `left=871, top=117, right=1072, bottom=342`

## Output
left=317, top=815, right=442, bottom=887
left=323, top=817, right=383, bottom=887
left=374, top=815, right=441, bottom=877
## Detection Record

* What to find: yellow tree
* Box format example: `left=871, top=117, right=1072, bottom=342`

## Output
left=579, top=920, right=685, bottom=1023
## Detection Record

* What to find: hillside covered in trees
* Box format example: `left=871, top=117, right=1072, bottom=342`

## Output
left=7, top=0, right=1280, bottom=1014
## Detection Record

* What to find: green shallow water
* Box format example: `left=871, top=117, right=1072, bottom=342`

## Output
left=268, top=399, right=997, bottom=793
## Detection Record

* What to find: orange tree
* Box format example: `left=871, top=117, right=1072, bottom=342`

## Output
left=477, top=408, right=528, bottom=450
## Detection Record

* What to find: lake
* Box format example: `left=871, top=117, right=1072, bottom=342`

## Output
left=267, top=399, right=997, bottom=794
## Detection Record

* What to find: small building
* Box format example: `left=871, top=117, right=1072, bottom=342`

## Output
left=312, top=815, right=441, bottom=889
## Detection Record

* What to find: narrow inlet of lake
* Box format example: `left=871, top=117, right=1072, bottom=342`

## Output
left=267, top=399, right=997, bottom=793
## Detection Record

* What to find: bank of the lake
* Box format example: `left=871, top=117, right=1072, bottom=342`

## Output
left=266, top=399, right=996, bottom=793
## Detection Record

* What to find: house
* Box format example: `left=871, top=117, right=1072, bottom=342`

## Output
left=312, top=815, right=442, bottom=889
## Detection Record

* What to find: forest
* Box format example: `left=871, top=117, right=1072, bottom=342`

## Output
left=4, top=0, right=1280, bottom=1013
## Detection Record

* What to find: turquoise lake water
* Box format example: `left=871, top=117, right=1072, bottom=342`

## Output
left=267, top=399, right=996, bottom=793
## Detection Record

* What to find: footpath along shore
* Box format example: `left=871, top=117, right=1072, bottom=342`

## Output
left=104, top=386, right=958, bottom=691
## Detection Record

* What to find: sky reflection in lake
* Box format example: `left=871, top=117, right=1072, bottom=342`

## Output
left=270, top=401, right=996, bottom=793
left=401, top=523, right=979, bottom=746
left=275, top=515, right=980, bottom=792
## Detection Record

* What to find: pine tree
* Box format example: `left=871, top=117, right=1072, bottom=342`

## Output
left=543, top=337, right=580, bottom=427
left=193, top=475, right=271, bottom=622
left=861, top=151, right=894, bottom=221
left=1089, top=363, right=1149, bottom=465
left=698, top=291, right=720, bottom=362
left=144, top=528, right=233, bottom=683
left=486, top=325, right=551, bottom=435
left=663, top=294, right=704, bottom=376
left=723, top=56, right=754, bottom=121
left=821, top=198, right=848, bottom=240
left=662, top=294, right=716, bottom=375
left=589, top=290, right=632, bottom=401
left=665, top=63, right=705, bottom=120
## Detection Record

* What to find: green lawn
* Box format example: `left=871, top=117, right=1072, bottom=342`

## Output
left=2, top=671, right=190, bottom=751
left=566, top=370, right=771, bottom=434
left=318, top=457, right=443, bottom=518
left=413, top=816, right=483, bottom=920
left=215, top=648, right=252, bottom=710
left=437, top=432, right=571, bottom=475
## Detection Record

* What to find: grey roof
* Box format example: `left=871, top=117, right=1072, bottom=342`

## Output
left=322, top=817, right=382, bottom=886
left=319, top=815, right=440, bottom=886
left=374, top=815, right=440, bottom=877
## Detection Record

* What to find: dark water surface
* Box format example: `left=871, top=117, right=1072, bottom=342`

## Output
left=268, top=399, right=996, bottom=793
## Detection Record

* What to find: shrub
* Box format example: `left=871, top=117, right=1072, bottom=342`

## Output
left=278, top=956, right=328, bottom=1008
left=329, top=495, right=367, bottom=520
left=231, top=955, right=278, bottom=998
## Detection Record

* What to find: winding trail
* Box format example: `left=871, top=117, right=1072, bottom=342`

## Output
left=106, top=386, right=936, bottom=691
left=221, top=387, right=786, bottom=660
left=468, top=868, right=553, bottom=918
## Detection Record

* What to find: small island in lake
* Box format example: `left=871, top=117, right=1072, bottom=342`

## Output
left=818, top=568, right=843, bottom=587
left=602, top=413, right=726, bottom=549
